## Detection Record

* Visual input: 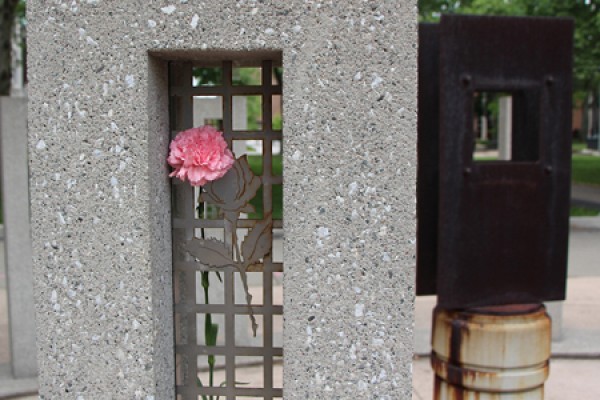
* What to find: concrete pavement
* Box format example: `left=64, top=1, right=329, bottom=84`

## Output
left=572, top=184, right=600, bottom=210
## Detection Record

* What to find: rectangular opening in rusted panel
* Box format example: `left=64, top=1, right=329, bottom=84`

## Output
left=472, top=90, right=540, bottom=163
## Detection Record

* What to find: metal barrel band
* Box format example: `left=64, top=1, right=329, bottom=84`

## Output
left=431, top=352, right=549, bottom=392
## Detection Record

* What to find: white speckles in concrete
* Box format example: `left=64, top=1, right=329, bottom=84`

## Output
left=160, top=5, right=176, bottom=15
left=355, top=303, right=365, bottom=317
left=190, top=14, right=199, bottom=29
left=124, top=75, right=135, bottom=88
left=371, top=73, right=384, bottom=89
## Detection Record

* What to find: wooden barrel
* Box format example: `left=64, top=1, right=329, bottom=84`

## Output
left=431, top=304, right=551, bottom=399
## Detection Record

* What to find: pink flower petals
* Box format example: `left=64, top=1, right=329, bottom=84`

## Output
left=168, top=126, right=235, bottom=186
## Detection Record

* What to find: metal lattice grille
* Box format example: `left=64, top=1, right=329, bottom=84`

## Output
left=170, top=59, right=283, bottom=399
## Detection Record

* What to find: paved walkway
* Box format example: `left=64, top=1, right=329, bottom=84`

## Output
left=572, top=183, right=600, bottom=210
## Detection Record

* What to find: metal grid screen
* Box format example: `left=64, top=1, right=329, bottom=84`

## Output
left=170, top=59, right=283, bottom=399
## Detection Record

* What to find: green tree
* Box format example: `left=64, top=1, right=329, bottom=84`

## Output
left=419, top=0, right=473, bottom=21
left=0, top=0, right=24, bottom=95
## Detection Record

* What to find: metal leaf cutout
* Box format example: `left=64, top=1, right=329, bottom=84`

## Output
left=183, top=238, right=234, bottom=268
left=187, top=155, right=271, bottom=337
left=202, top=155, right=262, bottom=213
left=242, top=212, right=273, bottom=267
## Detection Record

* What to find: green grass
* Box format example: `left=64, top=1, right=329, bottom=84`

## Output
left=247, top=185, right=283, bottom=220
left=247, top=155, right=283, bottom=220
left=572, top=154, right=600, bottom=186
left=246, top=155, right=282, bottom=176
left=570, top=206, right=600, bottom=217
left=572, top=140, right=587, bottom=153
left=271, top=155, right=283, bottom=176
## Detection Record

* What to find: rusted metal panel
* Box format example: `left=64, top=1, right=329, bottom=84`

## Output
left=417, top=23, right=441, bottom=295
left=431, top=305, right=551, bottom=398
left=417, top=15, right=574, bottom=307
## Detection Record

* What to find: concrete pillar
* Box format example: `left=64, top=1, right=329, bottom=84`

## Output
left=0, top=97, right=37, bottom=378
left=545, top=300, right=564, bottom=341
left=498, top=96, right=513, bottom=160
left=480, top=115, right=488, bottom=141
left=28, top=2, right=417, bottom=398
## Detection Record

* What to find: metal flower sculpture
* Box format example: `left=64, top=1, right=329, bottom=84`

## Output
left=182, top=155, right=272, bottom=336
left=169, top=127, right=273, bottom=337
left=167, top=126, right=235, bottom=187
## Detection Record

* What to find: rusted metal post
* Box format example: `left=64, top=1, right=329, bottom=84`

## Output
left=431, top=304, right=551, bottom=399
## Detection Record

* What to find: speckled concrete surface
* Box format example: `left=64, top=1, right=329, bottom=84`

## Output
left=28, top=1, right=417, bottom=398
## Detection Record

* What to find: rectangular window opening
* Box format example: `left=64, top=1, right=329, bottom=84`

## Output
left=192, top=66, right=223, bottom=87
left=233, top=95, right=263, bottom=131
left=472, top=90, right=539, bottom=162
left=272, top=95, right=282, bottom=131
left=171, top=57, right=283, bottom=399
left=233, top=67, right=262, bottom=86
left=193, top=95, right=224, bottom=131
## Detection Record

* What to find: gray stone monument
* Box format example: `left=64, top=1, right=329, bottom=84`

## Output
left=28, top=2, right=417, bottom=398
left=498, top=95, right=513, bottom=161
left=0, top=97, right=37, bottom=379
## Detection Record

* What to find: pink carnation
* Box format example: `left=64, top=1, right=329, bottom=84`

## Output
left=168, top=126, right=235, bottom=186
